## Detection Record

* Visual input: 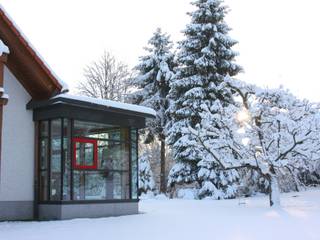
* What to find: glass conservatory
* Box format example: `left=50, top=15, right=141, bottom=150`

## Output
left=28, top=94, right=155, bottom=220
left=38, top=119, right=138, bottom=202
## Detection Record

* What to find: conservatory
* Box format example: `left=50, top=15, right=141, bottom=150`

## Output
left=0, top=5, right=156, bottom=221
left=27, top=94, right=155, bottom=220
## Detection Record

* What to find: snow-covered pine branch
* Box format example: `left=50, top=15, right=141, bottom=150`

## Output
left=129, top=28, right=176, bottom=193
left=166, top=0, right=242, bottom=199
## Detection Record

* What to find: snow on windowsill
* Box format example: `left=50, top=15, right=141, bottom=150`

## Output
left=53, top=94, right=157, bottom=117
left=1, top=93, right=9, bottom=99
left=0, top=39, right=9, bottom=56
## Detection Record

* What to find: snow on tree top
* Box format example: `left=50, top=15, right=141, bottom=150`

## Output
left=0, top=39, right=9, bottom=56
left=53, top=94, right=157, bottom=117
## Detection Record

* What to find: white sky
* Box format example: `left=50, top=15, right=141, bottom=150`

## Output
left=1, top=0, right=320, bottom=101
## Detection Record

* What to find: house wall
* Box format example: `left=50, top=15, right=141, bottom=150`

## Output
left=0, top=66, right=34, bottom=220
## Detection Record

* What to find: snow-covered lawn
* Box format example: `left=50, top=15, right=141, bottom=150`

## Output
left=1, top=189, right=320, bottom=240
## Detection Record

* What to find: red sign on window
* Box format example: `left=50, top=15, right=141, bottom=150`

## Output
left=72, top=137, right=98, bottom=170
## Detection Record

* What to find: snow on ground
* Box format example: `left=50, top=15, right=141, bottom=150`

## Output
left=0, top=188, right=320, bottom=240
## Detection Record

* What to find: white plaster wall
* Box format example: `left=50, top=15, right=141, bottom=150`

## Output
left=0, top=66, right=34, bottom=201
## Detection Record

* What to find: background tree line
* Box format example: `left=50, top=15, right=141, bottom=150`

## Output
left=78, top=0, right=320, bottom=207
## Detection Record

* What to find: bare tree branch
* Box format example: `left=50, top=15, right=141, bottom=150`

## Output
left=78, top=51, right=132, bottom=102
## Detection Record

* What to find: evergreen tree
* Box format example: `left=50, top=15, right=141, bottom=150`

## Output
left=167, top=0, right=241, bottom=198
left=130, top=28, right=175, bottom=193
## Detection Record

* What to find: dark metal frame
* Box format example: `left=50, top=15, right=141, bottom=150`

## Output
left=47, top=120, right=51, bottom=201
left=37, top=118, right=139, bottom=204
left=70, top=119, right=74, bottom=200
left=33, top=122, right=39, bottom=219
left=39, top=199, right=139, bottom=205
left=135, top=129, right=139, bottom=200
left=29, top=102, right=147, bottom=129
left=27, top=96, right=154, bottom=119
left=60, top=118, right=64, bottom=202
left=128, top=127, right=132, bottom=200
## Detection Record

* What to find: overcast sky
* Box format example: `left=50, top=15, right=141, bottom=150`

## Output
left=1, top=0, right=320, bottom=101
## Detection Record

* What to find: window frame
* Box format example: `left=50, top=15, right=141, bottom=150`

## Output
left=72, top=137, right=98, bottom=170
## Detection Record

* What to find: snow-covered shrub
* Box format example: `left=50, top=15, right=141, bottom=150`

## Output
left=167, top=162, right=197, bottom=189
left=168, top=182, right=200, bottom=199
left=177, top=188, right=199, bottom=200
left=154, top=194, right=169, bottom=200
left=139, top=191, right=156, bottom=200
left=139, top=153, right=156, bottom=195
left=238, top=169, right=268, bottom=197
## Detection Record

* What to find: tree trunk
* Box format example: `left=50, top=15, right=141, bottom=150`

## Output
left=160, top=139, right=166, bottom=193
left=268, top=174, right=281, bottom=207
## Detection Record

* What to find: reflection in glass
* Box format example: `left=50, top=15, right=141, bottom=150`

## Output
left=39, top=121, right=49, bottom=138
left=73, top=171, right=129, bottom=200
left=39, top=171, right=48, bottom=201
left=39, top=121, right=49, bottom=201
left=50, top=119, right=61, bottom=201
left=131, top=129, right=138, bottom=199
left=40, top=139, right=48, bottom=170
left=63, top=119, right=71, bottom=200
left=73, top=120, right=129, bottom=141
left=98, top=141, right=129, bottom=171
left=113, top=171, right=130, bottom=199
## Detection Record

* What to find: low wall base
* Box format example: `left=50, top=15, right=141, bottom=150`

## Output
left=0, top=201, right=34, bottom=221
left=38, top=201, right=139, bottom=220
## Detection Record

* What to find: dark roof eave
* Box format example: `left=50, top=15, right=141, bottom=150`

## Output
left=27, top=97, right=156, bottom=119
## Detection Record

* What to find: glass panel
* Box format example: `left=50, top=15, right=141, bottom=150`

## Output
left=40, top=121, right=49, bottom=138
left=63, top=119, right=71, bottom=200
left=40, top=138, right=48, bottom=170
left=73, top=170, right=84, bottom=200
left=131, top=129, right=138, bottom=199
left=85, top=172, right=106, bottom=200
left=39, top=171, right=48, bottom=201
left=39, top=121, right=49, bottom=201
left=113, top=171, right=130, bottom=199
left=73, top=171, right=129, bottom=200
left=97, top=141, right=129, bottom=171
left=108, top=128, right=129, bottom=141
left=50, top=119, right=62, bottom=201
left=73, top=120, right=129, bottom=141
left=73, top=171, right=106, bottom=200
left=70, top=120, right=132, bottom=201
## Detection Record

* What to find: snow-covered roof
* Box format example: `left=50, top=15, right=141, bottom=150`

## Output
left=0, top=4, right=68, bottom=91
left=52, top=94, right=157, bottom=117
left=0, top=39, right=9, bottom=56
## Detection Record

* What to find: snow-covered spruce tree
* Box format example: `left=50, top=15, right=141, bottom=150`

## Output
left=130, top=28, right=175, bottom=193
left=167, top=0, right=241, bottom=198
left=138, top=152, right=156, bottom=194
left=190, top=79, right=320, bottom=206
